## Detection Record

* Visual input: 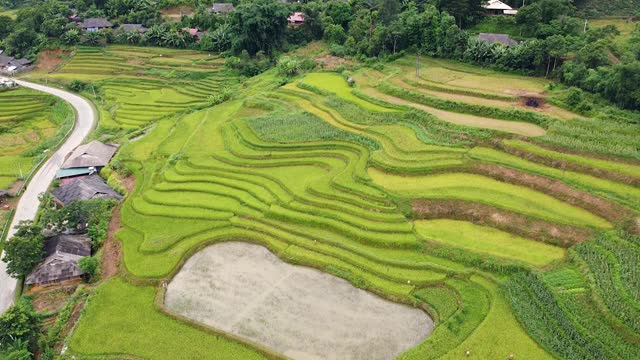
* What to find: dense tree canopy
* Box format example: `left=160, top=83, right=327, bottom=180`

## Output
left=229, top=0, right=289, bottom=55
left=0, top=0, right=638, bottom=109
left=1, top=221, right=44, bottom=279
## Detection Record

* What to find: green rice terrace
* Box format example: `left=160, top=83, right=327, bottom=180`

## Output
left=27, top=45, right=640, bottom=360
left=0, top=88, right=73, bottom=191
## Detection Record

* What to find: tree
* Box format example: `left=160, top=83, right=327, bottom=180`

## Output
left=0, top=15, right=15, bottom=38
left=79, top=256, right=98, bottom=281
left=83, top=30, right=103, bottom=46
left=276, top=56, right=300, bottom=76
left=230, top=0, right=289, bottom=56
left=629, top=24, right=640, bottom=60
left=61, top=29, right=81, bottom=45
left=436, top=0, right=483, bottom=28
left=324, top=23, right=347, bottom=44
left=144, top=24, right=167, bottom=46
left=3, top=26, right=39, bottom=58
left=545, top=34, right=567, bottom=75
left=2, top=221, right=44, bottom=279
left=199, top=23, right=232, bottom=52
left=0, top=298, right=40, bottom=353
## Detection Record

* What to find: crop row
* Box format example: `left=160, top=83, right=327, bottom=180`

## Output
left=573, top=233, right=640, bottom=333
left=506, top=271, right=613, bottom=359
left=377, top=82, right=554, bottom=127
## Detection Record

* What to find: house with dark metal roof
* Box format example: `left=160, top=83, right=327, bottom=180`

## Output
left=51, top=175, right=122, bottom=206
left=79, top=18, right=114, bottom=32
left=211, top=3, right=235, bottom=14
left=120, top=24, right=148, bottom=33
left=25, top=234, right=91, bottom=287
left=477, top=33, right=518, bottom=47
left=0, top=54, right=33, bottom=75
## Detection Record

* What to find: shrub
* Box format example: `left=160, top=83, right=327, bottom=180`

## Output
left=276, top=56, right=301, bottom=77
left=61, top=29, right=80, bottom=45
left=79, top=256, right=99, bottom=281
left=67, top=80, right=88, bottom=93
left=0, top=297, right=40, bottom=352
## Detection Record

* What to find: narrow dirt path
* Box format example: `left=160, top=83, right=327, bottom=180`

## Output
left=0, top=79, right=96, bottom=313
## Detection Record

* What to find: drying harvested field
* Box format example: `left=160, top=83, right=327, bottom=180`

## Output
left=166, top=242, right=433, bottom=360
left=48, top=45, right=639, bottom=360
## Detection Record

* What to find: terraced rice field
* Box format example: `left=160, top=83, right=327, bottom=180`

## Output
left=0, top=88, right=73, bottom=190
left=60, top=47, right=640, bottom=360
left=46, top=46, right=233, bottom=128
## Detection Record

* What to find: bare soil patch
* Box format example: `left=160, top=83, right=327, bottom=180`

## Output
left=161, top=6, right=193, bottom=21
left=8, top=180, right=23, bottom=196
left=54, top=300, right=85, bottom=353
left=411, top=199, right=592, bottom=247
left=165, top=242, right=433, bottom=360
left=31, top=285, right=77, bottom=313
left=101, top=205, right=122, bottom=279
left=315, top=54, right=354, bottom=71
left=36, top=49, right=71, bottom=73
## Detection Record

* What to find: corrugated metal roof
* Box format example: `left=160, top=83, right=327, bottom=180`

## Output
left=62, top=140, right=118, bottom=169
left=56, top=168, right=92, bottom=179
left=483, top=0, right=513, bottom=10
left=25, top=234, right=91, bottom=285
left=478, top=33, right=518, bottom=47
left=51, top=174, right=122, bottom=206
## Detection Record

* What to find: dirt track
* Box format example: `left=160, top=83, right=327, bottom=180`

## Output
left=165, top=242, right=433, bottom=360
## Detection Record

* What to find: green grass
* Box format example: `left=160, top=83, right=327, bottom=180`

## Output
left=70, top=279, right=266, bottom=359
left=301, top=72, right=395, bottom=112
left=414, top=220, right=565, bottom=267
left=368, top=168, right=611, bottom=228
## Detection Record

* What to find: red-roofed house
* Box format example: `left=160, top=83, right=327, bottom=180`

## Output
left=288, top=12, right=305, bottom=26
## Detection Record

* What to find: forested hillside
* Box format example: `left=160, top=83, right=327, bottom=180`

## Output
left=574, top=0, right=640, bottom=17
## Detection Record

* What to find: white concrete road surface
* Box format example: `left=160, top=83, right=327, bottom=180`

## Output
left=0, top=79, right=96, bottom=313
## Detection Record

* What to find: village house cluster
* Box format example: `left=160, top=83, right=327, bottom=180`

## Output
left=25, top=140, right=121, bottom=288
left=0, top=50, right=33, bottom=76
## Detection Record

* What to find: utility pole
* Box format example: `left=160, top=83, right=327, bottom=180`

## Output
left=18, top=161, right=23, bottom=179
left=584, top=19, right=588, bottom=33
left=91, top=85, right=96, bottom=98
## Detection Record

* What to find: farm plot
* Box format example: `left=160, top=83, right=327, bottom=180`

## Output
left=46, top=46, right=232, bottom=128
left=63, top=47, right=639, bottom=360
left=166, top=242, right=434, bottom=360
left=0, top=88, right=73, bottom=189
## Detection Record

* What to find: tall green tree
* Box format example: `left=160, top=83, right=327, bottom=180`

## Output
left=230, top=0, right=289, bottom=56
left=0, top=298, right=40, bottom=354
left=1, top=221, right=44, bottom=279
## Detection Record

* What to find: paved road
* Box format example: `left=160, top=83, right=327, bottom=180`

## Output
left=0, top=79, right=96, bottom=313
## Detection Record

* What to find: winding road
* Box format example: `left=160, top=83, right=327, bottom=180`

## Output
left=0, top=79, right=96, bottom=313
